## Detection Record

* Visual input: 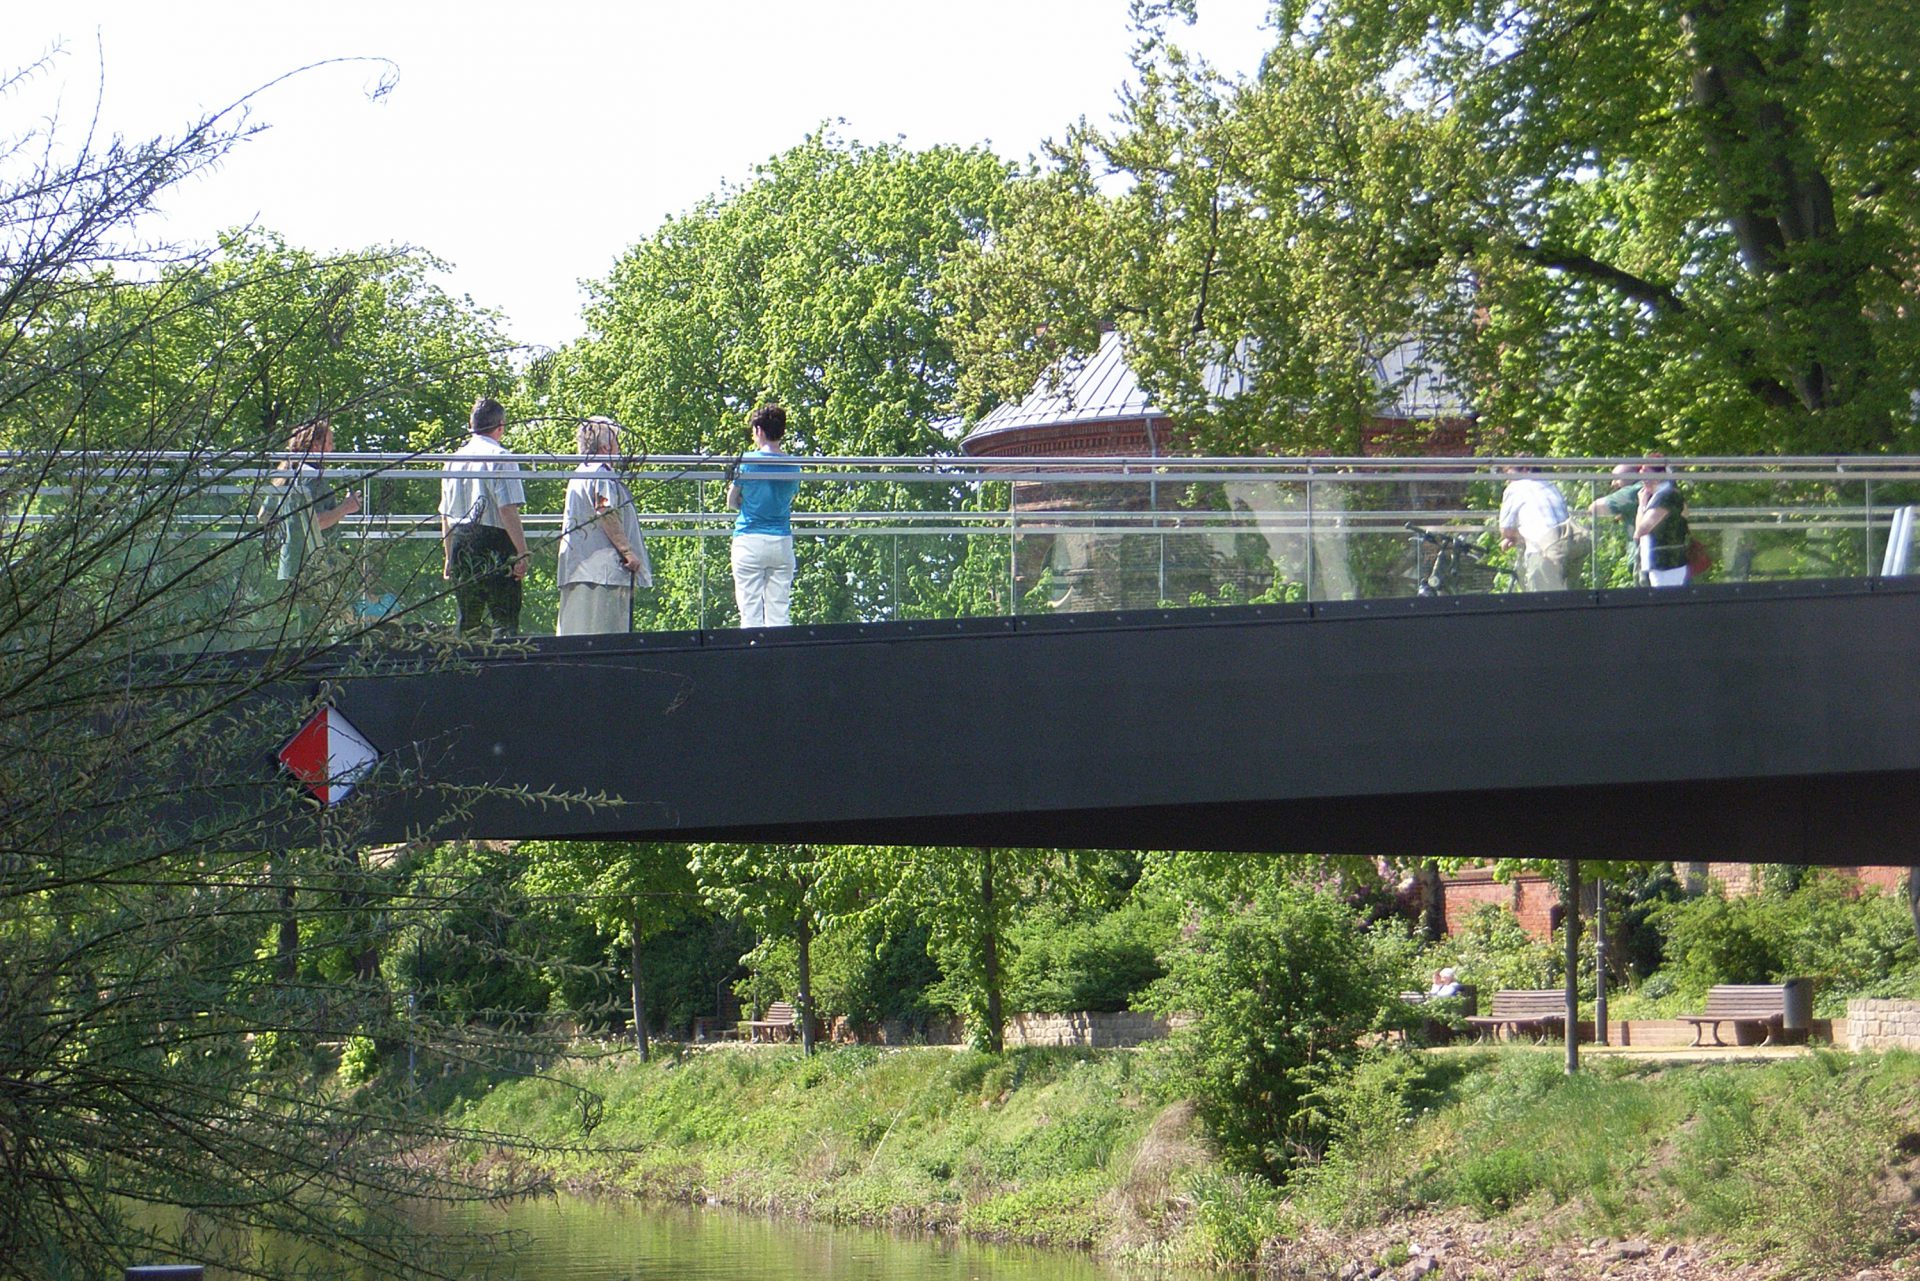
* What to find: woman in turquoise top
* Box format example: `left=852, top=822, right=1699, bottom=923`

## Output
left=725, top=404, right=801, bottom=627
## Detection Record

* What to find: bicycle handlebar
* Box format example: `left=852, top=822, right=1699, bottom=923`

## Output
left=1404, top=523, right=1485, bottom=558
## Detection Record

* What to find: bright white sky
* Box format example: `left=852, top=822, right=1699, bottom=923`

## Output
left=13, top=1, right=1273, bottom=353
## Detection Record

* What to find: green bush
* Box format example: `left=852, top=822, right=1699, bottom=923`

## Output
left=1650, top=873, right=1920, bottom=1011
left=1183, top=1168, right=1285, bottom=1267
left=1145, top=881, right=1420, bottom=1180
left=1292, top=1049, right=1447, bottom=1225
left=1432, top=902, right=1560, bottom=997
left=338, top=1034, right=381, bottom=1086
left=1005, top=896, right=1174, bottom=1013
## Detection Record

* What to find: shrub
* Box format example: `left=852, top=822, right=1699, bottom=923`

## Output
left=1650, top=873, right=1920, bottom=1010
left=1433, top=902, right=1559, bottom=996
left=1145, top=881, right=1419, bottom=1180
left=1183, top=1168, right=1285, bottom=1267
left=1291, top=1049, right=1442, bottom=1225
left=1005, top=896, right=1174, bottom=1013
left=338, top=1034, right=381, bottom=1086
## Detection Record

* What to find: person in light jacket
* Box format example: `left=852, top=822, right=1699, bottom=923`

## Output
left=556, top=416, right=651, bottom=635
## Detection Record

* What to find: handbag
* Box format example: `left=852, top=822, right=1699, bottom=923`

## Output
left=1686, top=537, right=1712, bottom=578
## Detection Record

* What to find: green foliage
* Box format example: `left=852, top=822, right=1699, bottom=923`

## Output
left=338, top=1034, right=381, bottom=1086
left=535, top=131, right=1011, bottom=630
left=1183, top=1168, right=1285, bottom=1267
left=1005, top=893, right=1176, bottom=1014
left=1291, top=1050, right=1445, bottom=1225
left=1661, top=1052, right=1920, bottom=1272
left=1649, top=873, right=1920, bottom=1010
left=1430, top=903, right=1561, bottom=996
left=1428, top=1054, right=1678, bottom=1219
left=0, top=57, right=552, bottom=1280
left=948, top=0, right=1920, bottom=456
left=1145, top=880, right=1421, bottom=1180
left=814, top=914, right=943, bottom=1031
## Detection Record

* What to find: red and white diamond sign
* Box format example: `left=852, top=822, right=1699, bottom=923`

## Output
left=277, top=706, right=379, bottom=806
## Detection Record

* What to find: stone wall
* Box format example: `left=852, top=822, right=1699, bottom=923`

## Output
left=1847, top=999, right=1920, bottom=1051
left=1003, top=1011, right=1177, bottom=1048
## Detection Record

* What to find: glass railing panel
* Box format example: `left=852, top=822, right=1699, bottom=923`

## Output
left=18, top=454, right=1920, bottom=641
left=1677, top=474, right=1874, bottom=584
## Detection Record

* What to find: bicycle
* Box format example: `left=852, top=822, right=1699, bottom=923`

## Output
left=1406, top=523, right=1515, bottom=596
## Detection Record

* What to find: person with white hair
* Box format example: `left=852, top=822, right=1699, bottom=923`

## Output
left=555, top=416, right=651, bottom=636
left=1430, top=967, right=1461, bottom=998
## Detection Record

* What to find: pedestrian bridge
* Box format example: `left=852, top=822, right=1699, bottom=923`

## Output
left=21, top=449, right=1920, bottom=861
left=325, top=576, right=1920, bottom=864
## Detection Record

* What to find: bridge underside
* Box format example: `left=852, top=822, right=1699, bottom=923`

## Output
left=322, top=579, right=1920, bottom=864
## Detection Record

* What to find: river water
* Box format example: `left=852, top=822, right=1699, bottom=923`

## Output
left=408, top=1194, right=1171, bottom=1281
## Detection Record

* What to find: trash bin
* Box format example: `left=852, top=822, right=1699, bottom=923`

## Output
left=1782, top=977, right=1813, bottom=1032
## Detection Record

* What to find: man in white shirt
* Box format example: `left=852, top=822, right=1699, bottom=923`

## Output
left=438, top=396, right=529, bottom=637
left=1498, top=469, right=1572, bottom=591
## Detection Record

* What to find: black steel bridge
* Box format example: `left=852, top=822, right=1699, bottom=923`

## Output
left=322, top=576, right=1920, bottom=865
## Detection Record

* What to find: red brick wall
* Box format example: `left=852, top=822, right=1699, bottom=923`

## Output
left=1444, top=867, right=1560, bottom=938
left=1704, top=863, right=1909, bottom=898
left=1852, top=866, right=1909, bottom=895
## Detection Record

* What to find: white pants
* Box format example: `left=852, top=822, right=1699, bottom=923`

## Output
left=1648, top=564, right=1690, bottom=588
left=556, top=582, right=632, bottom=635
left=731, top=534, right=795, bottom=627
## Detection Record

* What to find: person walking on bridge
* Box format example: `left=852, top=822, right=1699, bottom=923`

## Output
left=261, top=415, right=360, bottom=628
left=726, top=403, right=801, bottom=628
left=556, top=416, right=651, bottom=635
left=439, top=396, right=529, bottom=637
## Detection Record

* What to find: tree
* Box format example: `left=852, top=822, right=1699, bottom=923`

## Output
left=947, top=0, right=1920, bottom=456
left=520, top=841, right=698, bottom=1060
left=527, top=130, right=1012, bottom=628
left=0, top=55, right=574, bottom=1280
left=1144, top=878, right=1421, bottom=1181
left=691, top=843, right=869, bottom=1054
left=868, top=845, right=1100, bottom=1052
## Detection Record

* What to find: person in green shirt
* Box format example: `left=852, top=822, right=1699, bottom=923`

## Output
left=1589, top=463, right=1645, bottom=583
left=262, top=416, right=360, bottom=625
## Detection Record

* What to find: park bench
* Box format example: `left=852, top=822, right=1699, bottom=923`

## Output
left=1463, top=989, right=1569, bottom=1042
left=742, top=1000, right=798, bottom=1043
left=1679, top=984, right=1796, bottom=1046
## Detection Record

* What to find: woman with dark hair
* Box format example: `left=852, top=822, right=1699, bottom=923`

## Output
left=726, top=403, right=801, bottom=627
left=1635, top=463, right=1692, bottom=587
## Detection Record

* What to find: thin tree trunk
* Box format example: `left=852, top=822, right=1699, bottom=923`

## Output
left=274, top=859, right=298, bottom=985
left=981, top=846, right=1003, bottom=1053
left=797, top=904, right=815, bottom=1056
left=1563, top=859, right=1581, bottom=1075
left=630, top=915, right=649, bottom=1063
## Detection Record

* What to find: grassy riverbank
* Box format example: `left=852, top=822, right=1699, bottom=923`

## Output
left=437, top=1043, right=1920, bottom=1276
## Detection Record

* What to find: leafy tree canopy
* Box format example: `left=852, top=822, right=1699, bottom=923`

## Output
left=948, top=0, right=1920, bottom=456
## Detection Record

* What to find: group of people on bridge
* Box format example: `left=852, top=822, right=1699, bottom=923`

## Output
left=1499, top=460, right=1697, bottom=591
left=270, top=398, right=801, bottom=639
left=270, top=400, right=1701, bottom=639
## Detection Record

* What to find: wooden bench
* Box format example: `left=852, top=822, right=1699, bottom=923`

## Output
left=742, top=1000, right=797, bottom=1043
left=1679, top=984, right=1793, bottom=1047
left=1463, top=989, right=1569, bottom=1042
